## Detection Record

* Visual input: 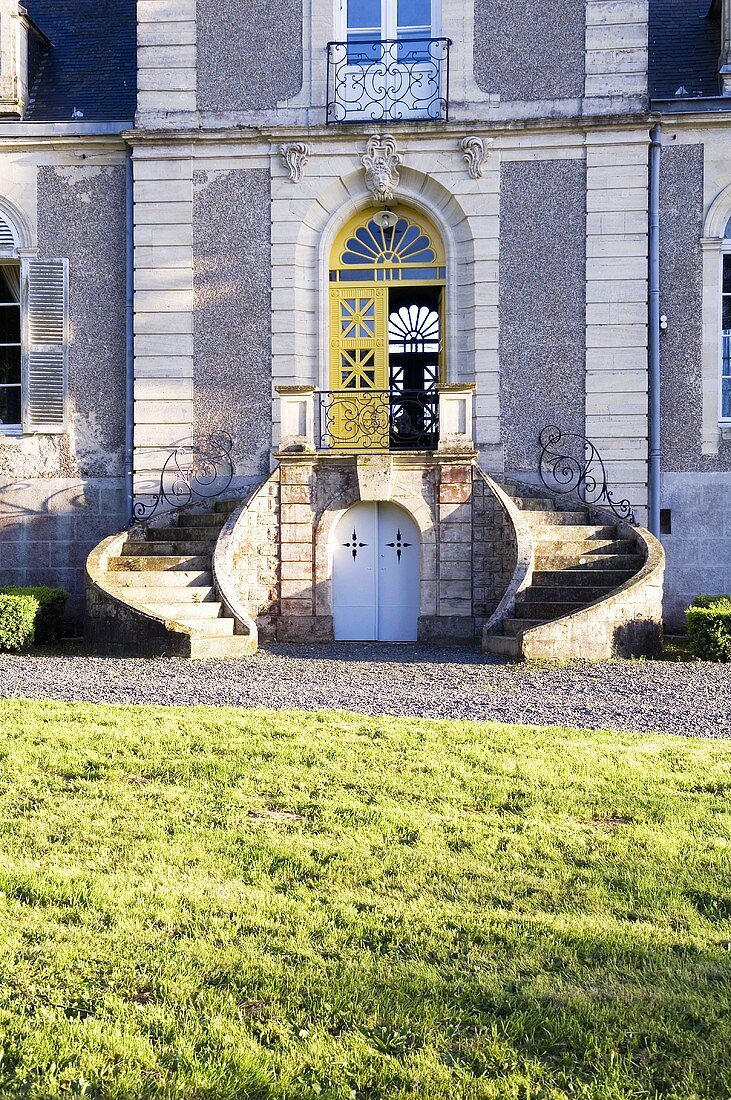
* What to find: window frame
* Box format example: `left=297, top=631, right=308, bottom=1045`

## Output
left=336, top=0, right=440, bottom=45
left=721, top=243, right=731, bottom=424
left=0, top=259, right=22, bottom=436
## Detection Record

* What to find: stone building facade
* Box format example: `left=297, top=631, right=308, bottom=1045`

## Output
left=0, top=0, right=728, bottom=642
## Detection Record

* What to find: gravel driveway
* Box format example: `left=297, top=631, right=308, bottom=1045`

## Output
left=0, top=644, right=728, bottom=738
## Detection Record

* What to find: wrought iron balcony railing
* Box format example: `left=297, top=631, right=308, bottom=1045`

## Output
left=326, top=38, right=451, bottom=124
left=319, top=389, right=439, bottom=450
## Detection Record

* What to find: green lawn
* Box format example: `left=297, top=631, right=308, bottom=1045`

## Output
left=0, top=701, right=730, bottom=1100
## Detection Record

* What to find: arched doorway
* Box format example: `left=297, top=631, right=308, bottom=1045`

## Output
left=332, top=501, right=421, bottom=641
left=327, top=206, right=445, bottom=450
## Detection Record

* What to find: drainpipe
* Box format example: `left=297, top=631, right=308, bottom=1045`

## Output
left=648, top=123, right=662, bottom=537
left=124, top=142, right=134, bottom=520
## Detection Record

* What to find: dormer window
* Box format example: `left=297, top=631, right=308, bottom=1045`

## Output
left=0, top=1, right=50, bottom=118
left=327, top=0, right=449, bottom=123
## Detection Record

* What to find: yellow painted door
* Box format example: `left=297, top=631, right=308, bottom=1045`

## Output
left=328, top=286, right=389, bottom=449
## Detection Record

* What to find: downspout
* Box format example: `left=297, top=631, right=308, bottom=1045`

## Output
left=648, top=123, right=662, bottom=536
left=124, top=142, right=134, bottom=520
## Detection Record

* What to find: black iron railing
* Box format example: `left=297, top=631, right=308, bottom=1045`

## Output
left=131, top=430, right=235, bottom=526
left=326, top=38, right=450, bottom=124
left=538, top=425, right=636, bottom=524
left=319, top=389, right=439, bottom=450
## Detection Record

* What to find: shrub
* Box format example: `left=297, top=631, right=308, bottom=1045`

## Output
left=0, top=586, right=68, bottom=644
left=0, top=593, right=39, bottom=652
left=686, top=595, right=731, bottom=662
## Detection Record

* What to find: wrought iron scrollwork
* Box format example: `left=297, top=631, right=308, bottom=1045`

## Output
left=131, top=430, right=235, bottom=526
left=538, top=426, right=636, bottom=524
left=320, top=389, right=439, bottom=450
left=326, top=38, right=451, bottom=124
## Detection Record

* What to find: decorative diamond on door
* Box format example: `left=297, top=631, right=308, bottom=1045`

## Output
left=339, top=296, right=377, bottom=339
left=386, top=528, right=412, bottom=563
left=340, top=349, right=377, bottom=389
left=343, top=528, right=367, bottom=560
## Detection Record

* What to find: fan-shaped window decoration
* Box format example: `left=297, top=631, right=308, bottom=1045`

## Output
left=331, top=210, right=446, bottom=283
left=0, top=212, right=17, bottom=257
left=388, top=305, right=440, bottom=354
left=342, top=217, right=436, bottom=266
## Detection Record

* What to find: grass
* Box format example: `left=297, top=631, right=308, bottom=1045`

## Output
left=0, top=701, right=729, bottom=1099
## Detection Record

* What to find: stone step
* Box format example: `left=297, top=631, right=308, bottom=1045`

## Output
left=533, top=543, right=638, bottom=569
left=112, top=569, right=213, bottom=588
left=121, top=586, right=217, bottom=604
left=189, top=633, right=257, bottom=659
left=515, top=601, right=583, bottom=620
left=180, top=512, right=228, bottom=527
left=531, top=568, right=635, bottom=589
left=145, top=526, right=222, bottom=542
left=515, top=496, right=558, bottom=511
left=483, top=633, right=520, bottom=658
left=533, top=524, right=618, bottom=542
left=517, top=585, right=614, bottom=606
left=214, top=499, right=240, bottom=514
left=148, top=602, right=224, bottom=619
left=174, top=617, right=236, bottom=637
left=123, top=540, right=214, bottom=556
left=110, top=554, right=210, bottom=572
left=522, top=509, right=589, bottom=526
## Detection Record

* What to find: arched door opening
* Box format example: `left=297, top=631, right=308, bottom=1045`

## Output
left=332, top=501, right=421, bottom=641
left=327, top=206, right=445, bottom=451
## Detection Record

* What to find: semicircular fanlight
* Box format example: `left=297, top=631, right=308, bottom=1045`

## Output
left=341, top=216, right=437, bottom=267
left=388, top=305, right=441, bottom=352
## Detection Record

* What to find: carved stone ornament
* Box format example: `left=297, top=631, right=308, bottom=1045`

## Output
left=280, top=142, right=311, bottom=183
left=460, top=135, right=494, bottom=180
left=362, top=134, right=402, bottom=204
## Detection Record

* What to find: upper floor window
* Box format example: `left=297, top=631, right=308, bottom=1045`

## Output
left=0, top=207, right=69, bottom=435
left=0, top=263, right=21, bottom=430
left=327, top=0, right=449, bottom=124
left=720, top=217, right=731, bottom=423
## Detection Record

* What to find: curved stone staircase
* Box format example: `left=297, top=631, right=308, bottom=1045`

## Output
left=483, top=479, right=664, bottom=661
left=86, top=500, right=256, bottom=658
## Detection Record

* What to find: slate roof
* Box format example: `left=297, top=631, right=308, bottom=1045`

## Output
left=22, top=0, right=136, bottom=122
left=649, top=0, right=721, bottom=101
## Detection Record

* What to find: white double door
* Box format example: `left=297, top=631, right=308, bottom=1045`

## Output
left=332, top=501, right=420, bottom=641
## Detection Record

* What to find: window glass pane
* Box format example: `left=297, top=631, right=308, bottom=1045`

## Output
left=397, top=0, right=430, bottom=28
left=0, top=385, right=21, bottom=426
left=0, top=266, right=20, bottom=304
left=723, top=296, right=731, bottom=332
left=346, top=34, right=383, bottom=62
left=347, top=0, right=380, bottom=30
left=0, top=304, right=20, bottom=344
left=723, top=377, right=731, bottom=419
left=0, top=346, right=21, bottom=385
left=724, top=255, right=731, bottom=294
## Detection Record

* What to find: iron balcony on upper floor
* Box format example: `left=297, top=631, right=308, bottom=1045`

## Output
left=326, top=38, right=451, bottom=125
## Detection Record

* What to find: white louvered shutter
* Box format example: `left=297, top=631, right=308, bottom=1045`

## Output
left=0, top=214, right=15, bottom=256
left=23, top=258, right=69, bottom=434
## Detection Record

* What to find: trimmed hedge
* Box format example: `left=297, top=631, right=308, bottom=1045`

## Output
left=686, top=595, right=731, bottom=663
left=0, top=593, right=39, bottom=652
left=0, top=586, right=68, bottom=645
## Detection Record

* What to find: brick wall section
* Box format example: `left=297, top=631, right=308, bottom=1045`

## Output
left=437, top=464, right=473, bottom=621
left=278, top=460, right=319, bottom=639
left=472, top=472, right=518, bottom=631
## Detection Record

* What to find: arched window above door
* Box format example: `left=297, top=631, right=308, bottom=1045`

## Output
left=330, top=208, right=446, bottom=283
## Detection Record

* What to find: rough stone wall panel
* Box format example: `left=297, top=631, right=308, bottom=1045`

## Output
left=197, top=0, right=303, bottom=112
left=499, top=158, right=587, bottom=472
left=660, top=144, right=731, bottom=473
left=37, top=165, right=127, bottom=478
left=193, top=168, right=272, bottom=480
left=474, top=0, right=585, bottom=101
left=471, top=472, right=517, bottom=627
